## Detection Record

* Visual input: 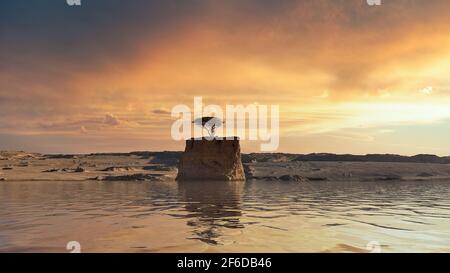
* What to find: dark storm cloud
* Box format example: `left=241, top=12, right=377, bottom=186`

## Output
left=1, top=0, right=446, bottom=75
left=0, top=0, right=208, bottom=71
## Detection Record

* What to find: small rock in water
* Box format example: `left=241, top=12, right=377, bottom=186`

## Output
left=306, top=177, right=328, bottom=181
left=278, top=174, right=306, bottom=182
left=250, top=176, right=279, bottom=181
left=93, top=173, right=164, bottom=182
left=43, top=167, right=87, bottom=173
left=43, top=168, right=61, bottom=173
left=74, top=166, right=85, bottom=173
left=45, top=154, right=77, bottom=159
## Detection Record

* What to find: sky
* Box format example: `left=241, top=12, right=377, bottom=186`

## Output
left=1, top=0, right=450, bottom=155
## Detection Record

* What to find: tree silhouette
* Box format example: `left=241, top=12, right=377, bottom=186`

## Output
left=193, top=117, right=223, bottom=137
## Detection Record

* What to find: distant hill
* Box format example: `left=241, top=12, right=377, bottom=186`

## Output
left=242, top=153, right=450, bottom=164
left=3, top=150, right=449, bottom=164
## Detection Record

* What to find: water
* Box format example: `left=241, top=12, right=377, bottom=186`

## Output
left=0, top=180, right=449, bottom=252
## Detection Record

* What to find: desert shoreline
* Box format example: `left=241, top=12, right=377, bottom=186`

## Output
left=1, top=151, right=450, bottom=183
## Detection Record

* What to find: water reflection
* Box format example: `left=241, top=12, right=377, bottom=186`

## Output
left=0, top=180, right=449, bottom=252
left=177, top=181, right=245, bottom=245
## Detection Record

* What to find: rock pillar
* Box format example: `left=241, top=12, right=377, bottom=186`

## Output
left=176, top=137, right=245, bottom=181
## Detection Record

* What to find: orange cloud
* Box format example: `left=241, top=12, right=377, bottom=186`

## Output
left=1, top=0, right=450, bottom=154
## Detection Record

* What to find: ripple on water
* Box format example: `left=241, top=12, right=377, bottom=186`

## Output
left=0, top=180, right=449, bottom=252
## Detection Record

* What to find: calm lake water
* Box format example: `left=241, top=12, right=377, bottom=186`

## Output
left=0, top=180, right=449, bottom=253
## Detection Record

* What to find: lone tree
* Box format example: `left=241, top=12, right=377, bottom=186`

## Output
left=193, top=117, right=224, bottom=137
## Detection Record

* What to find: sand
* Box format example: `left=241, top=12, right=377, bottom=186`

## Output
left=0, top=151, right=177, bottom=182
left=1, top=151, right=450, bottom=182
left=245, top=161, right=450, bottom=182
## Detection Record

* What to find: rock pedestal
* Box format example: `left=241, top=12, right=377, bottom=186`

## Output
left=176, top=137, right=245, bottom=181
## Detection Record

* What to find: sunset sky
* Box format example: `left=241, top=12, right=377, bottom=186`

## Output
left=1, top=0, right=450, bottom=155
